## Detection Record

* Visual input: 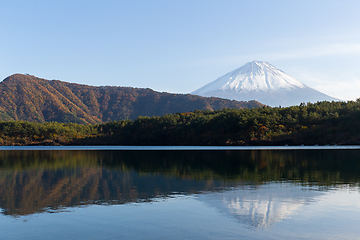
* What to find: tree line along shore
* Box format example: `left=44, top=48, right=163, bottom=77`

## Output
left=1, top=100, right=360, bottom=146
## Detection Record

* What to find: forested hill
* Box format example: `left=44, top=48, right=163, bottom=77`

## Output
left=0, top=74, right=264, bottom=123
left=1, top=100, right=360, bottom=146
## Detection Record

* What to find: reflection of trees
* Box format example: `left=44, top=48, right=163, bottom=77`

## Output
left=0, top=150, right=359, bottom=217
left=0, top=168, right=100, bottom=216
left=0, top=151, right=226, bottom=216
left=0, top=168, right=222, bottom=216
left=103, top=150, right=360, bottom=185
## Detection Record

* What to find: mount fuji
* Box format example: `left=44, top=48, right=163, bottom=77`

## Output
left=192, top=61, right=339, bottom=107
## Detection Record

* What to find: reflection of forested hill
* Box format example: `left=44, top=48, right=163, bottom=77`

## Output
left=0, top=150, right=359, bottom=217
left=0, top=168, right=223, bottom=216
left=0, top=74, right=262, bottom=123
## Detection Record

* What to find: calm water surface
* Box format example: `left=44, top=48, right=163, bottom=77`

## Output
left=0, top=148, right=359, bottom=239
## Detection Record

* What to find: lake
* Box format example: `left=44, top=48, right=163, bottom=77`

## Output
left=0, top=147, right=359, bottom=239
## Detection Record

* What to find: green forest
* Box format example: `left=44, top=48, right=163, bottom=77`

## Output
left=1, top=100, right=360, bottom=146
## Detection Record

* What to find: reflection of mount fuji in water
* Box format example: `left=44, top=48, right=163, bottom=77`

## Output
left=197, top=184, right=322, bottom=228
left=1, top=150, right=359, bottom=217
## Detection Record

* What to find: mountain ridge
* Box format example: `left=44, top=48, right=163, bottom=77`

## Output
left=0, top=74, right=264, bottom=123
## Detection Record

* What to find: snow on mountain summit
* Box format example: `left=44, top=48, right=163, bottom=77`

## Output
left=192, top=61, right=339, bottom=107
left=194, top=61, right=305, bottom=94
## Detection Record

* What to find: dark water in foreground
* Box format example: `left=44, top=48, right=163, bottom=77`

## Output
left=0, top=148, right=359, bottom=239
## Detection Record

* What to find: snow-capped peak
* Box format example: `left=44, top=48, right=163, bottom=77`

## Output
left=192, top=60, right=339, bottom=107
left=193, top=61, right=305, bottom=95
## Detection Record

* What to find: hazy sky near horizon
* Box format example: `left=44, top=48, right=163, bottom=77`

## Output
left=1, top=0, right=360, bottom=101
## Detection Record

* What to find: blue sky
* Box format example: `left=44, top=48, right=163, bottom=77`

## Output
left=1, top=0, right=360, bottom=100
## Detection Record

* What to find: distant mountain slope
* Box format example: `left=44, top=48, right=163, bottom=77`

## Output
left=192, top=61, right=339, bottom=107
left=0, top=74, right=264, bottom=123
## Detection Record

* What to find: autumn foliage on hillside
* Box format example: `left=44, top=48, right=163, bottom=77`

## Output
left=0, top=74, right=264, bottom=123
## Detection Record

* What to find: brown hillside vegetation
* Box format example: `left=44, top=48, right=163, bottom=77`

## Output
left=0, top=74, right=264, bottom=123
